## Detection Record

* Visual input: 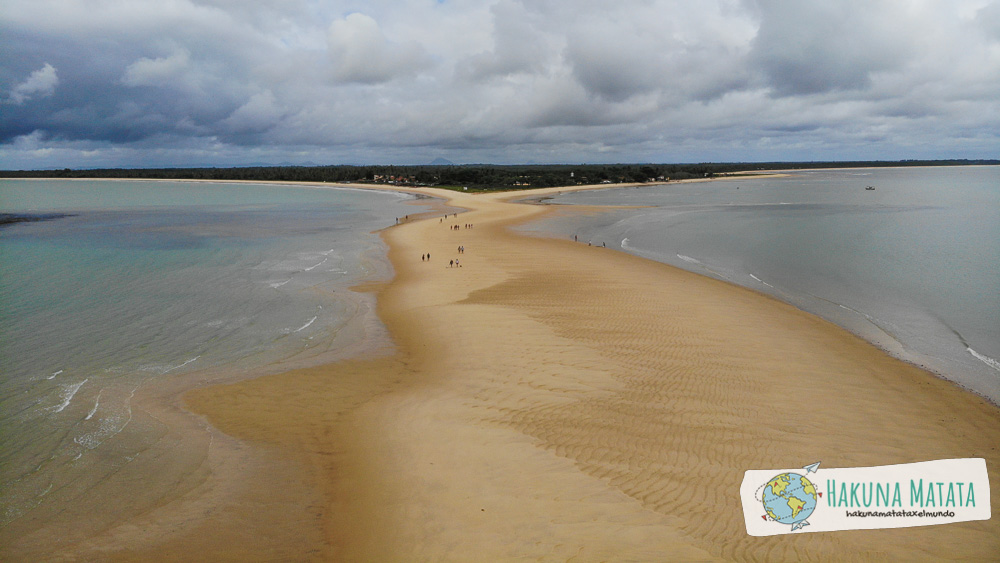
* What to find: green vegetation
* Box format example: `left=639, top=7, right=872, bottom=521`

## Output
left=2, top=160, right=996, bottom=191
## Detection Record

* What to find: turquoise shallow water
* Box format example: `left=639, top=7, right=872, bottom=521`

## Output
left=523, top=167, right=1000, bottom=403
left=0, top=180, right=420, bottom=528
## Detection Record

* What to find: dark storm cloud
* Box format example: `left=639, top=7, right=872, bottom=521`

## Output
left=1, top=0, right=998, bottom=168
left=0, top=3, right=268, bottom=147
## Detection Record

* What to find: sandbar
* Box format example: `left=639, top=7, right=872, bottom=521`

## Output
left=42, top=182, right=1000, bottom=560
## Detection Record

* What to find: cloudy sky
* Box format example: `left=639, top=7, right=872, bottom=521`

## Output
left=2, top=0, right=999, bottom=168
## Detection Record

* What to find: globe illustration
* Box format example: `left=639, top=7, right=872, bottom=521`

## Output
left=761, top=472, right=818, bottom=526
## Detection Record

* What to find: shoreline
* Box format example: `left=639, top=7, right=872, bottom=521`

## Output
left=189, top=184, right=999, bottom=560
left=518, top=188, right=1000, bottom=408
left=9, top=179, right=999, bottom=560
left=0, top=181, right=452, bottom=560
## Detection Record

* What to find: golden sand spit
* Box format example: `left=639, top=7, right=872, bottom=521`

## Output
left=47, top=183, right=1000, bottom=561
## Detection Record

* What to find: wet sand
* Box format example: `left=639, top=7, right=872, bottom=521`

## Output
left=34, top=183, right=1000, bottom=560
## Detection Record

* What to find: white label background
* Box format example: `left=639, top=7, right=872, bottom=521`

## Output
left=740, top=458, right=991, bottom=536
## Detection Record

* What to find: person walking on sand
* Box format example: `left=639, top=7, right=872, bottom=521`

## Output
left=449, top=259, right=454, bottom=268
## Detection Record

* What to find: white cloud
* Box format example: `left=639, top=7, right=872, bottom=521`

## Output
left=121, top=51, right=191, bottom=87
left=223, top=90, right=284, bottom=133
left=977, top=1, right=1000, bottom=40
left=458, top=0, right=551, bottom=80
left=326, top=13, right=431, bottom=84
left=7, top=63, right=59, bottom=104
left=748, top=0, right=916, bottom=95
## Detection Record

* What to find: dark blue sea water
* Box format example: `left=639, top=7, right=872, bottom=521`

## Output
left=0, top=179, right=421, bottom=528
left=523, top=167, right=1000, bottom=404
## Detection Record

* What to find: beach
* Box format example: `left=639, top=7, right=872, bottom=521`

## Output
left=20, top=182, right=1000, bottom=561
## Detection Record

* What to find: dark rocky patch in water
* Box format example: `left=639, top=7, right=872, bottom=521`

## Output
left=0, top=213, right=74, bottom=228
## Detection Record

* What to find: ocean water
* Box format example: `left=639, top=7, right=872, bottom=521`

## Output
left=523, top=167, right=1000, bottom=404
left=0, top=179, right=422, bottom=531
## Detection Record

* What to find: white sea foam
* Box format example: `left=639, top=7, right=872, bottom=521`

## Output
left=294, top=316, right=318, bottom=333
left=269, top=279, right=291, bottom=288
left=837, top=302, right=881, bottom=325
left=749, top=274, right=774, bottom=288
left=968, top=347, right=1000, bottom=372
left=74, top=382, right=142, bottom=450
left=51, top=378, right=88, bottom=413
left=85, top=390, right=102, bottom=420
left=164, top=356, right=200, bottom=373
left=304, top=258, right=328, bottom=271
left=47, top=370, right=63, bottom=380
left=677, top=254, right=701, bottom=264
left=621, top=237, right=630, bottom=249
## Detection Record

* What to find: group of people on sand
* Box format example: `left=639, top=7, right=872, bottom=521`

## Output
left=420, top=249, right=465, bottom=264
left=419, top=214, right=472, bottom=267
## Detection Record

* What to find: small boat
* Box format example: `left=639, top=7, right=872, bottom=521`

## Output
left=865, top=186, right=876, bottom=191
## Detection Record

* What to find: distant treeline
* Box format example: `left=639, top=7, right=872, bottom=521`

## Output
left=2, top=160, right=996, bottom=190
